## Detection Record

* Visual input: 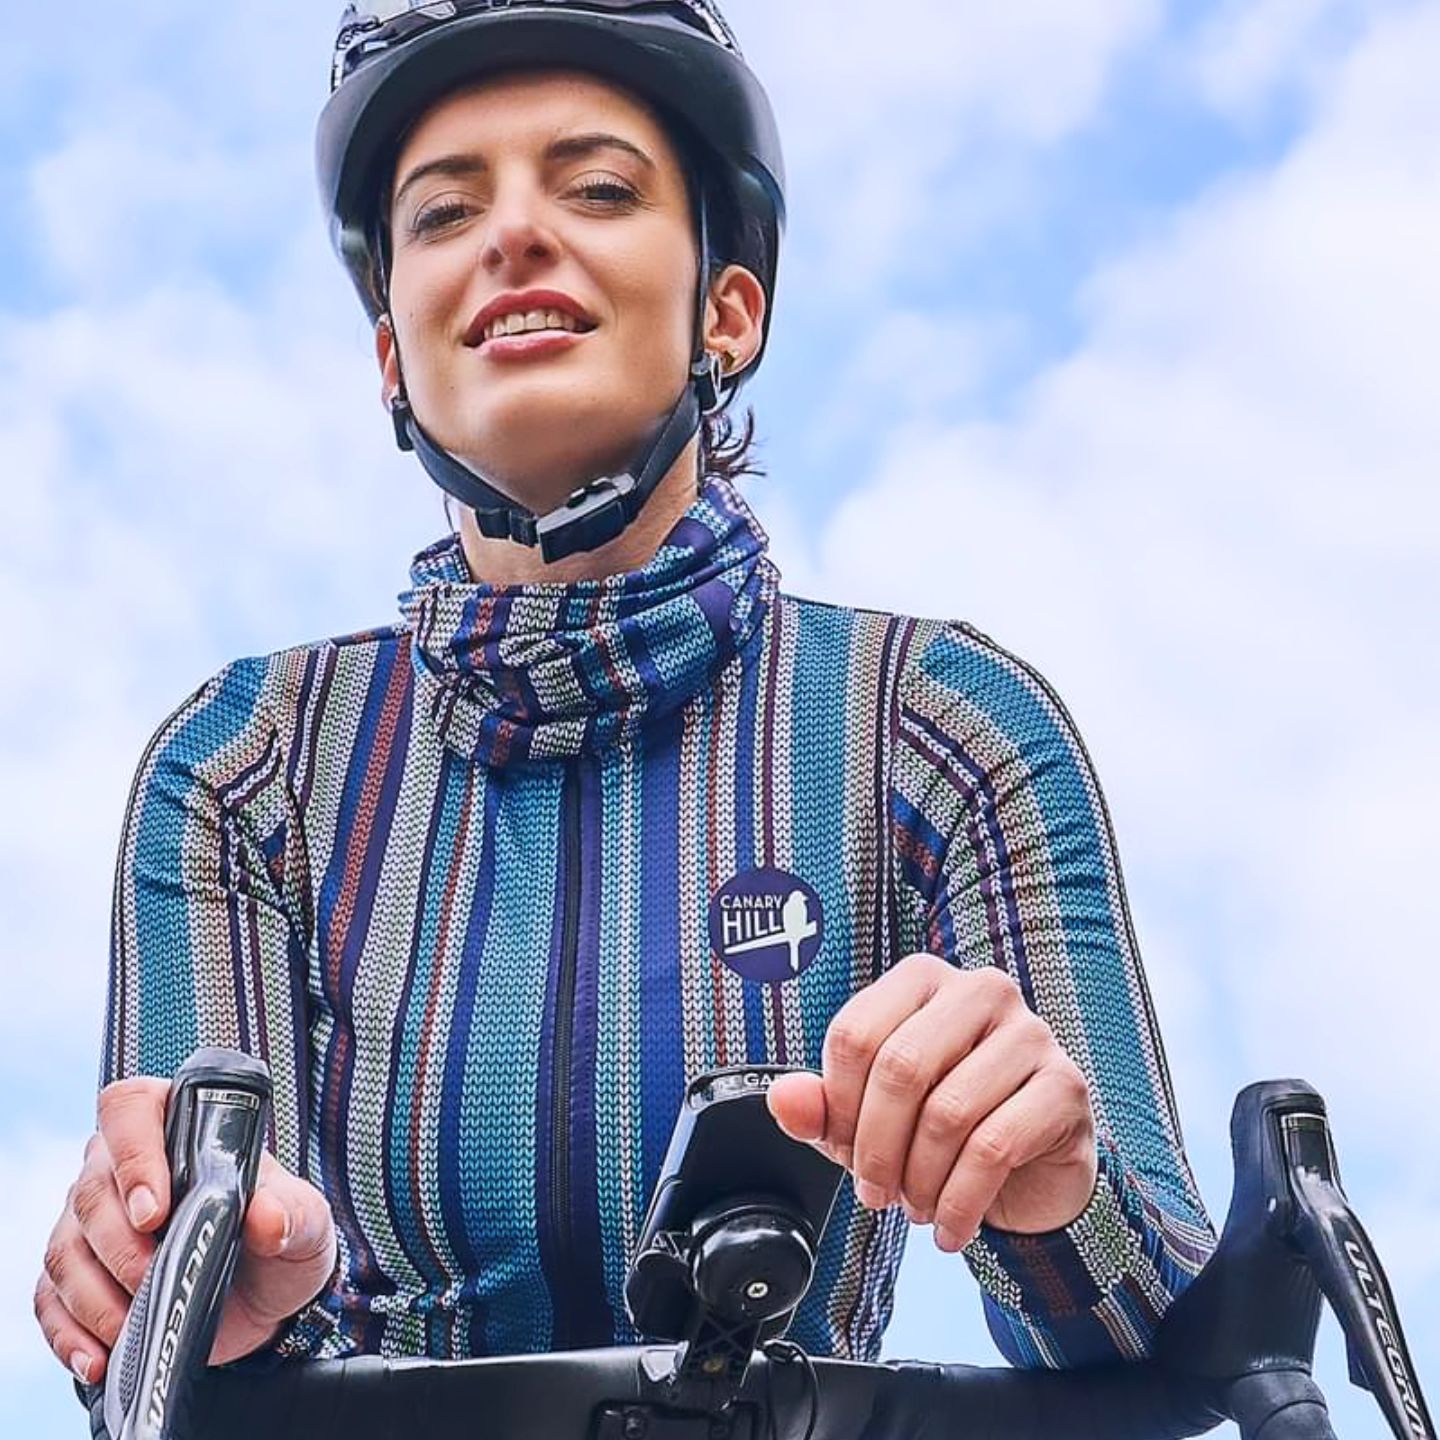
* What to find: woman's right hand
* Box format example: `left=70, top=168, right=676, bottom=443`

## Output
left=34, top=1076, right=338, bottom=1386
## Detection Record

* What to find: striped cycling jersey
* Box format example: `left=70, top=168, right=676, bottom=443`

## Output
left=102, top=478, right=1213, bottom=1369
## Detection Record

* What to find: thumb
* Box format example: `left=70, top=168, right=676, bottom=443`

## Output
left=243, top=1156, right=335, bottom=1272
left=766, top=1071, right=827, bottom=1144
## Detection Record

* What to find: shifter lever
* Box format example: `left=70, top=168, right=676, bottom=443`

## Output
left=88, top=1048, right=271, bottom=1440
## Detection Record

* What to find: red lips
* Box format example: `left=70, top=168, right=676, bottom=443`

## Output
left=465, top=289, right=597, bottom=347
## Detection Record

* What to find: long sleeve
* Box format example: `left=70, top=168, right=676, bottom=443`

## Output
left=102, top=657, right=348, bottom=1358
left=890, top=620, right=1214, bottom=1367
left=103, top=656, right=315, bottom=1187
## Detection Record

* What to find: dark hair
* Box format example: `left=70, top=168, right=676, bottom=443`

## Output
left=689, top=125, right=767, bottom=486
left=701, top=399, right=761, bottom=485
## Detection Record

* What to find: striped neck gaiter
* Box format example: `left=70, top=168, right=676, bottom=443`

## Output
left=399, top=478, right=779, bottom=765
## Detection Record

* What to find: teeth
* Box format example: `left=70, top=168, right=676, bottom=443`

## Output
left=484, top=308, right=583, bottom=342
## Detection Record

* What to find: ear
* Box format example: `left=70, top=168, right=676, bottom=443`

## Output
left=703, top=264, right=767, bottom=378
left=375, top=315, right=401, bottom=409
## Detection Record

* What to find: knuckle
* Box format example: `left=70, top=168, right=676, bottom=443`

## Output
left=919, top=1086, right=975, bottom=1143
left=69, top=1171, right=110, bottom=1229
left=94, top=1301, right=127, bottom=1348
left=824, top=1020, right=872, bottom=1072
left=113, top=1243, right=150, bottom=1294
left=969, top=1125, right=1015, bottom=1173
left=856, top=1146, right=903, bottom=1187
left=95, top=1078, right=140, bottom=1124
left=901, top=952, right=951, bottom=997
left=872, top=1037, right=926, bottom=1095
left=1055, top=1061, right=1091, bottom=1106
left=33, top=1283, right=67, bottom=1354
left=898, top=952, right=944, bottom=980
left=42, top=1239, right=72, bottom=1289
left=935, top=1198, right=976, bottom=1238
left=98, top=1078, right=165, bottom=1148
left=978, top=966, right=1021, bottom=1006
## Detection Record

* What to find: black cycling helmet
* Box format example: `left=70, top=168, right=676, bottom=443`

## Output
left=317, top=2, right=785, bottom=563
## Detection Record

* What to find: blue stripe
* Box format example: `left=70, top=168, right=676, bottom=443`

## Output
left=636, top=726, right=686, bottom=1202
left=132, top=660, right=265, bottom=1074
left=479, top=769, right=561, bottom=1353
left=566, top=760, right=616, bottom=1344
left=924, top=633, right=1174, bottom=1188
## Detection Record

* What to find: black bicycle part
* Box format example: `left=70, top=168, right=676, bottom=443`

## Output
left=1159, top=1079, right=1432, bottom=1439
left=76, top=1061, right=1437, bottom=1440
left=79, top=1048, right=271, bottom=1440
left=625, top=1066, right=844, bottom=1411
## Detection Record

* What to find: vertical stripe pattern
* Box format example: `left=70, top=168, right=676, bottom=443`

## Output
left=104, top=481, right=1212, bottom=1369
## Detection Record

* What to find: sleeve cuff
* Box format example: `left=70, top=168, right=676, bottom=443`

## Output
left=272, top=1252, right=345, bottom=1360
left=962, top=1140, right=1143, bottom=1320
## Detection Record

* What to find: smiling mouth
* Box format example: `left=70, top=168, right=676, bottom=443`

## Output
left=480, top=309, right=597, bottom=345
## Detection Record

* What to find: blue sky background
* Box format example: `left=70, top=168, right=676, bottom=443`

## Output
left=3, top=1, right=1436, bottom=1434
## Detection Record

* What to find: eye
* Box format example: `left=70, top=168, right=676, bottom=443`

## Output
left=409, top=197, right=474, bottom=237
left=569, top=177, right=641, bottom=208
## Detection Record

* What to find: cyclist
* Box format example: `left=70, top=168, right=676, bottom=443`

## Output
left=35, top=0, right=1214, bottom=1392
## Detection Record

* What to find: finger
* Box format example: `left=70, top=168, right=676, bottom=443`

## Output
left=96, top=1078, right=172, bottom=1232
left=68, top=1160, right=157, bottom=1297
left=219, top=1164, right=337, bottom=1363
left=850, top=978, right=1022, bottom=1210
left=765, top=1075, right=850, bottom=1168
left=930, top=1068, right=1082, bottom=1251
left=42, top=1212, right=136, bottom=1352
left=898, top=1017, right=1050, bottom=1222
left=34, top=1270, right=109, bottom=1387
left=241, top=1154, right=334, bottom=1265
left=766, top=1072, right=826, bottom=1143
left=820, top=954, right=950, bottom=1164
left=241, top=1155, right=290, bottom=1260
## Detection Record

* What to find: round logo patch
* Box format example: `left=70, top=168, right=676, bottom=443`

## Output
left=708, top=868, right=824, bottom=983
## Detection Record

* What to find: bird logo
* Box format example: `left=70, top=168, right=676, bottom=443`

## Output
left=708, top=869, right=825, bottom=983
left=722, top=890, right=818, bottom=974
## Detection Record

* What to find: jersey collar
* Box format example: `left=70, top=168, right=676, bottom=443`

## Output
left=399, top=477, right=777, bottom=765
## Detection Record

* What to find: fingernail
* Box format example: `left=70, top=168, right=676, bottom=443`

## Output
left=901, top=1201, right=921, bottom=1224
left=855, top=1182, right=886, bottom=1210
left=127, top=1186, right=159, bottom=1228
left=935, top=1227, right=962, bottom=1253
left=70, top=1351, right=94, bottom=1386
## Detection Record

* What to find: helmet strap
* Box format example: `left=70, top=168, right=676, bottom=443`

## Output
left=383, top=190, right=722, bottom=565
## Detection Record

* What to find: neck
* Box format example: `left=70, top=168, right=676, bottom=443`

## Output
left=457, top=437, right=705, bottom=586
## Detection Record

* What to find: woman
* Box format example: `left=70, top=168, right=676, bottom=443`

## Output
left=35, top=0, right=1213, bottom=1385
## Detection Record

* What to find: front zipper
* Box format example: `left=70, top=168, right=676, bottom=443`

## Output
left=549, top=764, right=582, bottom=1280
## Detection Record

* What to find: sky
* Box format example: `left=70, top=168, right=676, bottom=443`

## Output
left=2, top=0, right=1437, bottom=1434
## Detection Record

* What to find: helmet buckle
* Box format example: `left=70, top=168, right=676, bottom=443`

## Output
left=694, top=352, right=726, bottom=417
left=390, top=393, right=416, bottom=453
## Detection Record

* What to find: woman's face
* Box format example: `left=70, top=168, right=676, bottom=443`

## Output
left=380, top=70, right=720, bottom=511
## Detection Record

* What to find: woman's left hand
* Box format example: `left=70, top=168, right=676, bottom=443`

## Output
left=767, top=954, right=1099, bottom=1252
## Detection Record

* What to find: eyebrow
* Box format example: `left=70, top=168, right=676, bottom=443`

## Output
left=392, top=132, right=657, bottom=213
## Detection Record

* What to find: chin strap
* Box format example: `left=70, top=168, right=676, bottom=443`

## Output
left=388, top=198, right=730, bottom=566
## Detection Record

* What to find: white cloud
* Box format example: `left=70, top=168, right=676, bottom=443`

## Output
left=767, top=0, right=1440, bottom=1158
left=3, top=4, right=1437, bottom=1424
left=1187, top=0, right=1394, bottom=123
left=729, top=0, right=1163, bottom=286
left=736, top=0, right=1162, bottom=158
left=27, top=99, right=306, bottom=294
left=0, top=152, right=441, bottom=1047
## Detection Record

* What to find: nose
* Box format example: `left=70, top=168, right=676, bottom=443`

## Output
left=480, top=181, right=559, bottom=277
